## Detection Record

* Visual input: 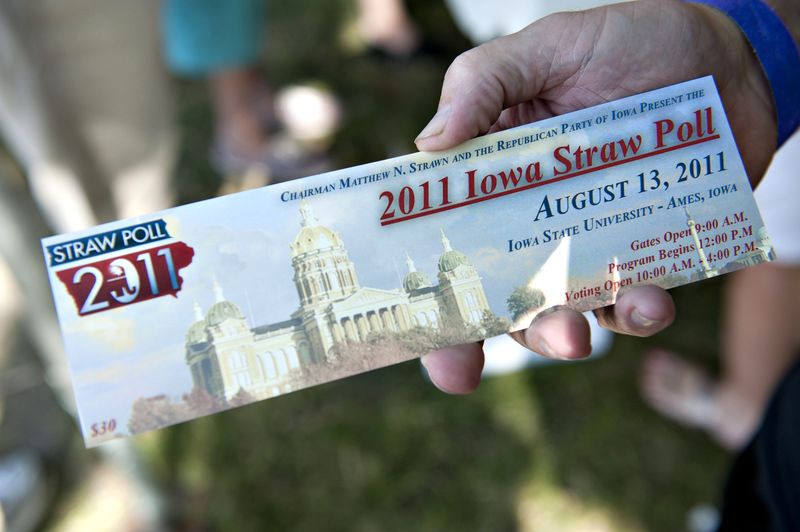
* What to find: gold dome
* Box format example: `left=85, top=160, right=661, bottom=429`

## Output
left=290, top=225, right=344, bottom=256
left=290, top=202, right=344, bottom=256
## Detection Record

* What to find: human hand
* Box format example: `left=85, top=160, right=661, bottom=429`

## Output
left=415, top=0, right=776, bottom=394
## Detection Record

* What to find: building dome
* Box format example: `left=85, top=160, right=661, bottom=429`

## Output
left=186, top=320, right=208, bottom=344
left=206, top=300, right=245, bottom=326
left=438, top=250, right=470, bottom=272
left=403, top=271, right=431, bottom=292
left=402, top=252, right=432, bottom=292
left=437, top=229, right=470, bottom=272
left=291, top=225, right=343, bottom=255
left=290, top=202, right=344, bottom=256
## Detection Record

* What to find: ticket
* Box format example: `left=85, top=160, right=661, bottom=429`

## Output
left=42, top=77, right=773, bottom=446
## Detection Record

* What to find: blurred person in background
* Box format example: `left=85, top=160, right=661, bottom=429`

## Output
left=162, top=0, right=407, bottom=193
left=0, top=0, right=175, bottom=529
left=641, top=133, right=800, bottom=451
left=161, top=0, right=424, bottom=194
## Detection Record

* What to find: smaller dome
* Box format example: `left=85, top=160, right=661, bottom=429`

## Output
left=403, top=271, right=431, bottom=292
left=437, top=228, right=470, bottom=272
left=206, top=301, right=245, bottom=326
left=438, top=250, right=470, bottom=272
left=186, top=320, right=208, bottom=344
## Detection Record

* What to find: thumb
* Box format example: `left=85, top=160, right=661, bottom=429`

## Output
left=414, top=23, right=556, bottom=151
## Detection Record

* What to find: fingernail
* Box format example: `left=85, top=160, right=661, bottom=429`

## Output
left=420, top=355, right=430, bottom=370
left=419, top=356, right=444, bottom=390
left=415, top=106, right=451, bottom=142
left=537, top=337, right=556, bottom=358
left=631, top=308, right=658, bottom=328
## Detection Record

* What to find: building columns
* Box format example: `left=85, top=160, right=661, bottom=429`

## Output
left=368, top=311, right=382, bottom=333
left=393, top=305, right=410, bottom=330
left=343, top=318, right=358, bottom=342
left=332, top=322, right=345, bottom=343
left=401, top=306, right=413, bottom=330
left=380, top=308, right=397, bottom=332
left=355, top=314, right=369, bottom=340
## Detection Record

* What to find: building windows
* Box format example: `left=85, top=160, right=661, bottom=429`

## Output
left=286, top=346, right=300, bottom=369
left=413, top=311, right=439, bottom=328
left=261, top=352, right=277, bottom=379
left=275, top=349, right=289, bottom=375
left=227, top=351, right=252, bottom=390
left=233, top=371, right=252, bottom=389
left=464, top=292, right=478, bottom=308
left=470, top=309, right=483, bottom=324
left=228, top=351, right=246, bottom=370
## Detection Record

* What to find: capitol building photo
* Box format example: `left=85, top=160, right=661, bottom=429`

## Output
left=184, top=202, right=491, bottom=402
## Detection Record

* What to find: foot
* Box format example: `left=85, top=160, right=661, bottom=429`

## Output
left=356, top=1, right=421, bottom=58
left=640, top=349, right=760, bottom=450
left=213, top=133, right=332, bottom=194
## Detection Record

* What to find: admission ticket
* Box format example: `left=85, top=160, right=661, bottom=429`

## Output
left=42, top=77, right=773, bottom=446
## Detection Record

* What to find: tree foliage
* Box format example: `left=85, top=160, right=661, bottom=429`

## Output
left=228, top=387, right=257, bottom=407
left=506, top=286, right=545, bottom=321
left=480, top=311, right=512, bottom=337
left=183, top=386, right=225, bottom=415
left=128, top=395, right=190, bottom=435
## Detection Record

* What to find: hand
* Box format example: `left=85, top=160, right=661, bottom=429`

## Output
left=416, top=0, right=776, bottom=394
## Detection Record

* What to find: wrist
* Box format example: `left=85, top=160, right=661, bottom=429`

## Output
left=690, top=3, right=775, bottom=126
left=684, top=0, right=800, bottom=147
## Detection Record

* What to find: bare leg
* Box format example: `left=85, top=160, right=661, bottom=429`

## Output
left=210, top=68, right=273, bottom=161
left=714, top=263, right=800, bottom=445
left=641, top=263, right=800, bottom=449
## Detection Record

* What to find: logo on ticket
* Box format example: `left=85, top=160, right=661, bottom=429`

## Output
left=45, top=220, right=195, bottom=316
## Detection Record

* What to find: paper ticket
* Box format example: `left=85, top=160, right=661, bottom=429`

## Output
left=42, top=77, right=773, bottom=446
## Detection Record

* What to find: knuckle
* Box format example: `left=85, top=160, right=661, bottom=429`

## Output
left=444, top=49, right=481, bottom=81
